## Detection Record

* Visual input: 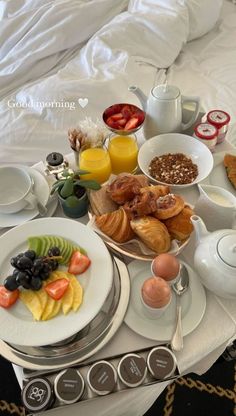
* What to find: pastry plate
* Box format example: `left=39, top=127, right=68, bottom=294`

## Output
left=0, top=218, right=113, bottom=347
left=0, top=166, right=51, bottom=228
left=125, top=260, right=206, bottom=341
left=201, top=150, right=236, bottom=196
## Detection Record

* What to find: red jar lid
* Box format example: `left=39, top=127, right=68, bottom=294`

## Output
left=194, top=123, right=218, bottom=140
left=207, top=110, right=230, bottom=128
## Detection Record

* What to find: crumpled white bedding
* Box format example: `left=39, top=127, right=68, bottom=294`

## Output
left=1, top=0, right=235, bottom=166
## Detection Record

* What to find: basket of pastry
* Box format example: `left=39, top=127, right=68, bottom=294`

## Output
left=88, top=173, right=194, bottom=261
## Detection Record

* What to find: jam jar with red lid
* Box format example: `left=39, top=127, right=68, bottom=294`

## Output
left=207, top=110, right=231, bottom=144
left=193, top=122, right=218, bottom=152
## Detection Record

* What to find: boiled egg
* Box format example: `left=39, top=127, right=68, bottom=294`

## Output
left=141, top=276, right=171, bottom=308
left=151, top=253, right=180, bottom=281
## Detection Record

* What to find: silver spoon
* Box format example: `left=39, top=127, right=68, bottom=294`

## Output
left=30, top=177, right=48, bottom=217
left=171, top=263, right=189, bottom=351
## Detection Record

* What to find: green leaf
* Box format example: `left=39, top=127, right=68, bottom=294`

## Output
left=75, top=179, right=101, bottom=190
left=50, top=180, right=65, bottom=195
left=65, top=195, right=81, bottom=208
left=60, top=177, right=74, bottom=198
left=74, top=169, right=91, bottom=176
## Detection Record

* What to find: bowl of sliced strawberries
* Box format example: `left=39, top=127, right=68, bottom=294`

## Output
left=103, top=103, right=146, bottom=135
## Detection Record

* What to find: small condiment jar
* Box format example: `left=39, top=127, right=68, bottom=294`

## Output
left=147, top=346, right=177, bottom=380
left=45, top=152, right=70, bottom=179
left=87, top=360, right=117, bottom=396
left=193, top=122, right=218, bottom=152
left=54, top=368, right=85, bottom=405
left=207, top=110, right=230, bottom=144
left=117, top=353, right=147, bottom=388
left=21, top=377, right=55, bottom=413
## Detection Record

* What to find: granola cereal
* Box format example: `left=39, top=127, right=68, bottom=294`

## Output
left=148, top=153, right=198, bottom=185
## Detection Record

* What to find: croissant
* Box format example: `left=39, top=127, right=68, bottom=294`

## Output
left=106, top=174, right=142, bottom=204
left=224, top=154, right=236, bottom=189
left=95, top=208, right=135, bottom=243
left=164, top=205, right=194, bottom=241
left=153, top=194, right=185, bottom=220
left=123, top=191, right=157, bottom=219
left=130, top=216, right=171, bottom=254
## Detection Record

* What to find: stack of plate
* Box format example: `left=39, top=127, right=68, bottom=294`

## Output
left=0, top=218, right=130, bottom=370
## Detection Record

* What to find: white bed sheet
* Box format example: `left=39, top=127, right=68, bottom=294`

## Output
left=1, top=0, right=234, bottom=165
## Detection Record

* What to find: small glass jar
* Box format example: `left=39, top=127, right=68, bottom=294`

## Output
left=117, top=353, right=147, bottom=388
left=45, top=152, right=69, bottom=179
left=21, top=377, right=55, bottom=413
left=87, top=360, right=117, bottom=396
left=147, top=346, right=177, bottom=380
left=54, top=368, right=84, bottom=404
left=207, top=110, right=231, bottom=144
left=193, top=123, right=218, bottom=152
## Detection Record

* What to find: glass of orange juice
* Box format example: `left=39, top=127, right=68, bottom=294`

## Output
left=79, top=147, right=112, bottom=184
left=107, top=134, right=138, bottom=174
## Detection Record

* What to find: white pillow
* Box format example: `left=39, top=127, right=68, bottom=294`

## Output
left=185, top=0, right=223, bottom=41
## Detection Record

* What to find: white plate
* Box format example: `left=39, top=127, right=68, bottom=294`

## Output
left=125, top=260, right=206, bottom=341
left=0, top=217, right=113, bottom=347
left=0, top=167, right=50, bottom=228
left=201, top=150, right=236, bottom=196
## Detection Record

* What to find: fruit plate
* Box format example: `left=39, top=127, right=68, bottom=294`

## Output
left=0, top=218, right=113, bottom=347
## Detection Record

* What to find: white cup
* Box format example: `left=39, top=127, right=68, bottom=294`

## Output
left=0, top=166, right=37, bottom=214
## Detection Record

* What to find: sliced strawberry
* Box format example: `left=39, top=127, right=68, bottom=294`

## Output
left=106, top=119, right=121, bottom=129
left=0, top=286, right=19, bottom=308
left=45, top=279, right=69, bottom=300
left=121, top=105, right=132, bottom=119
left=104, top=104, right=122, bottom=119
left=124, top=117, right=139, bottom=130
left=110, top=113, right=123, bottom=121
left=133, top=110, right=145, bottom=124
left=117, top=118, right=127, bottom=127
left=68, top=252, right=91, bottom=275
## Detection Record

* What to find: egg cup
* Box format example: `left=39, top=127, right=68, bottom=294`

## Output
left=151, top=260, right=180, bottom=287
left=140, top=291, right=172, bottom=320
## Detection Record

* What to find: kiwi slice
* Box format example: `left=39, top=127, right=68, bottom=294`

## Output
left=28, top=235, right=86, bottom=264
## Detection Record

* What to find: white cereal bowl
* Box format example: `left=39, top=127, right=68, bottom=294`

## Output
left=138, top=133, right=214, bottom=188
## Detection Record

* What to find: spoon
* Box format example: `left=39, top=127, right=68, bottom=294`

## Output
left=171, top=263, right=189, bottom=351
left=30, top=177, right=48, bottom=217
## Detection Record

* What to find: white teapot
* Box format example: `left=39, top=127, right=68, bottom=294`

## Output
left=191, top=215, right=236, bottom=299
left=128, top=84, right=200, bottom=139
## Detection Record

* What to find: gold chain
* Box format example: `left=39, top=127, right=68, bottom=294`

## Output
left=0, top=400, right=25, bottom=416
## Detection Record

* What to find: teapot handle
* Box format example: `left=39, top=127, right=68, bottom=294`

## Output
left=181, top=96, right=200, bottom=131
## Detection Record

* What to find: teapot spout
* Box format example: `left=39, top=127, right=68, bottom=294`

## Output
left=128, top=85, right=147, bottom=111
left=191, top=215, right=209, bottom=244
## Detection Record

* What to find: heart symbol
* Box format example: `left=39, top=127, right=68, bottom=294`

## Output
left=78, top=98, right=88, bottom=108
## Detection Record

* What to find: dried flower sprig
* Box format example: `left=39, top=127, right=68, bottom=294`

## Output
left=68, top=117, right=108, bottom=152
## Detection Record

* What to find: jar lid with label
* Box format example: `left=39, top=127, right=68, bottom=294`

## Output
left=117, top=353, right=147, bottom=388
left=193, top=123, right=218, bottom=140
left=147, top=346, right=177, bottom=379
left=87, top=360, right=117, bottom=396
left=54, top=368, right=85, bottom=404
left=207, top=110, right=230, bottom=128
left=21, top=377, right=54, bottom=413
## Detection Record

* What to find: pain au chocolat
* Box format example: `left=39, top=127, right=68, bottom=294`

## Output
left=163, top=205, right=194, bottom=241
left=153, top=194, right=185, bottom=220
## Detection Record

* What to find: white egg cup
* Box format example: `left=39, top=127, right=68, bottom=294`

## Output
left=140, top=291, right=172, bottom=320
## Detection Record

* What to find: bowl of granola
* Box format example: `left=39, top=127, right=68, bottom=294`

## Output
left=138, top=133, right=214, bottom=188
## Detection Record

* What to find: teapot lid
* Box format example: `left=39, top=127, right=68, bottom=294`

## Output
left=152, top=85, right=180, bottom=100
left=217, top=235, right=236, bottom=267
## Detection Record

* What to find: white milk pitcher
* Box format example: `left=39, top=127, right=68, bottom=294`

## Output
left=128, top=84, right=200, bottom=139
left=194, top=184, right=236, bottom=231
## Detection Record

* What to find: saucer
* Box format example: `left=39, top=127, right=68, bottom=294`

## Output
left=125, top=260, right=206, bottom=341
left=0, top=167, right=50, bottom=228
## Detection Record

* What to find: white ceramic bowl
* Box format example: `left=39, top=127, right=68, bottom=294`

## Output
left=138, top=133, right=214, bottom=188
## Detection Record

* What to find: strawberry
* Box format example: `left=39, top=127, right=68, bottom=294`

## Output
left=121, top=105, right=132, bottom=119
left=104, top=104, right=122, bottom=119
left=124, top=117, right=139, bottom=130
left=117, top=118, right=127, bottom=127
left=133, top=110, right=145, bottom=124
left=0, top=286, right=19, bottom=308
left=68, top=252, right=91, bottom=275
left=45, top=279, right=69, bottom=300
left=110, top=113, right=123, bottom=121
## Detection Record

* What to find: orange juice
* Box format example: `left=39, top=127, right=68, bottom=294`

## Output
left=108, top=135, right=138, bottom=174
left=79, top=148, right=112, bottom=184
